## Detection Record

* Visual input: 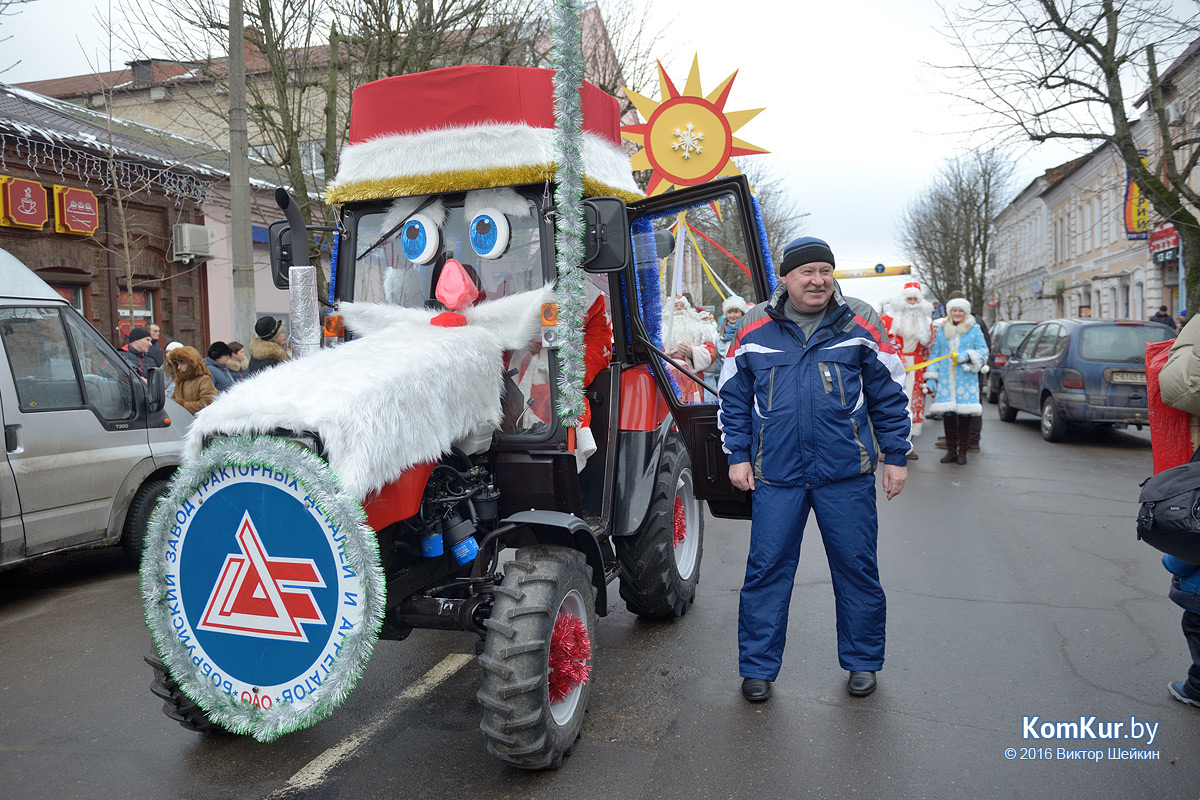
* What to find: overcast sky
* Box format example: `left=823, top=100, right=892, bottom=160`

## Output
left=1, top=0, right=1090, bottom=308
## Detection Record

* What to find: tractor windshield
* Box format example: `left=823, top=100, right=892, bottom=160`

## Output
left=346, top=190, right=553, bottom=438
left=351, top=191, right=546, bottom=308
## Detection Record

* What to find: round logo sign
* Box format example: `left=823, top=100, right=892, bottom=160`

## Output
left=142, top=437, right=384, bottom=742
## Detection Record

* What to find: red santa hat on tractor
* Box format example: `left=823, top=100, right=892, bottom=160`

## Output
left=326, top=65, right=642, bottom=204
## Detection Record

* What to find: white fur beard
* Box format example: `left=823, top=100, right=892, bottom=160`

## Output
left=893, top=305, right=933, bottom=346
left=187, top=288, right=551, bottom=501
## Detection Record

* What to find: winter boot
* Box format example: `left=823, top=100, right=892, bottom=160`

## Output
left=956, top=415, right=972, bottom=464
left=967, top=415, right=982, bottom=452
left=939, top=416, right=959, bottom=463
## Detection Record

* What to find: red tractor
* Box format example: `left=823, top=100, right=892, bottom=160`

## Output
left=143, top=64, right=774, bottom=769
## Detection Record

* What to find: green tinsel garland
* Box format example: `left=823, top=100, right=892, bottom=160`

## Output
left=552, top=0, right=586, bottom=423
left=140, top=436, right=385, bottom=743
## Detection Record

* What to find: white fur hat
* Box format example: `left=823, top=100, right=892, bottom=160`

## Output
left=722, top=295, right=750, bottom=315
left=946, top=297, right=973, bottom=315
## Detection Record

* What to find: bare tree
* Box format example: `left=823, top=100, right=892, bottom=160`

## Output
left=0, top=0, right=37, bottom=73
left=898, top=148, right=1014, bottom=309
left=942, top=0, right=1200, bottom=316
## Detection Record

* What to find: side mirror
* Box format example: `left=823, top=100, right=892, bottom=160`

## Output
left=268, top=219, right=293, bottom=290
left=582, top=197, right=629, bottom=273
left=146, top=366, right=165, bottom=413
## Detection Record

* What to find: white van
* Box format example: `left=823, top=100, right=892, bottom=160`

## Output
left=0, top=247, right=188, bottom=567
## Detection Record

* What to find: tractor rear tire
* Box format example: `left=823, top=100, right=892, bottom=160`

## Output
left=145, top=652, right=222, bottom=734
left=615, top=434, right=703, bottom=619
left=477, top=545, right=597, bottom=770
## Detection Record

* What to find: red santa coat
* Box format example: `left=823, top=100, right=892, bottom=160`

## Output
left=881, top=313, right=932, bottom=437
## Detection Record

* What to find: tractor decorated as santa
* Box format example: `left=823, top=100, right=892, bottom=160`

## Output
left=141, top=59, right=775, bottom=769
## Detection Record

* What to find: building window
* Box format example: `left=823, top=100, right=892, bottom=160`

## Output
left=299, top=140, right=325, bottom=180
left=1134, top=281, right=1144, bottom=318
left=116, top=288, right=156, bottom=338
left=51, top=284, right=86, bottom=315
left=251, top=142, right=277, bottom=164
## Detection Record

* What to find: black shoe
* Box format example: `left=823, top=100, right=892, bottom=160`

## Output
left=741, top=678, right=772, bottom=702
left=908, top=451, right=919, bottom=460
left=847, top=671, right=876, bottom=697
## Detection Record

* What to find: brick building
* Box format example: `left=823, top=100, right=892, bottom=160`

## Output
left=0, top=84, right=218, bottom=349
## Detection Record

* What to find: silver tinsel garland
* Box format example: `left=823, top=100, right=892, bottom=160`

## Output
left=552, top=0, right=586, bottom=423
left=140, top=436, right=385, bottom=742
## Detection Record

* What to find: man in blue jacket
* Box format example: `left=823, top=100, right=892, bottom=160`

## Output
left=718, top=236, right=911, bottom=703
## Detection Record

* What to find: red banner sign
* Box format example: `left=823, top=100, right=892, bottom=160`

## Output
left=1149, top=223, right=1180, bottom=254
left=53, top=186, right=99, bottom=235
left=1, top=177, right=48, bottom=230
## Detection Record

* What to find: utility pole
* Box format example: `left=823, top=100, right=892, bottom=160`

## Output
left=229, top=0, right=256, bottom=344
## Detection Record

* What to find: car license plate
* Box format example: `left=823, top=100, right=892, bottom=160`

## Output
left=1110, top=372, right=1146, bottom=385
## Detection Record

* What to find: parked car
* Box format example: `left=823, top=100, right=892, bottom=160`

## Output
left=984, top=320, right=1037, bottom=403
left=996, top=318, right=1176, bottom=441
left=0, top=247, right=188, bottom=568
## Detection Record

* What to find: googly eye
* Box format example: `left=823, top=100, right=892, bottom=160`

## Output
left=399, top=213, right=440, bottom=264
left=468, top=209, right=511, bottom=259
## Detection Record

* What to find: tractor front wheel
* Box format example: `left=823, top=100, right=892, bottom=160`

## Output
left=477, top=545, right=597, bottom=770
left=145, top=652, right=222, bottom=733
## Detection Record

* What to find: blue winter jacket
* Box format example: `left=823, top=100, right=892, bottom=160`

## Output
left=717, top=285, right=911, bottom=487
left=1163, top=554, right=1200, bottom=613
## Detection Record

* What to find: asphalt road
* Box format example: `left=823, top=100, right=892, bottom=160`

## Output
left=2, top=411, right=1197, bottom=799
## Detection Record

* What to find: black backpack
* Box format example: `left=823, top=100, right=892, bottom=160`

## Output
left=1137, top=448, right=1200, bottom=565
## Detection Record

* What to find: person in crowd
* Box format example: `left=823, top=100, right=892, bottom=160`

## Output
left=205, top=341, right=236, bottom=392
left=1151, top=304, right=1178, bottom=330
left=1155, top=312, right=1200, bottom=708
left=714, top=295, right=749, bottom=384
left=925, top=297, right=988, bottom=465
left=121, top=327, right=153, bottom=381
left=934, top=289, right=992, bottom=453
left=881, top=281, right=935, bottom=459
left=249, top=316, right=290, bottom=375
left=162, top=341, right=184, bottom=397
left=166, top=345, right=218, bottom=413
left=226, top=341, right=249, bottom=382
left=146, top=323, right=164, bottom=368
left=1178, top=310, right=1189, bottom=331
left=718, top=235, right=910, bottom=704
left=1161, top=313, right=1200, bottom=452
left=663, top=295, right=717, bottom=403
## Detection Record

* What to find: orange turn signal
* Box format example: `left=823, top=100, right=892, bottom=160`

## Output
left=323, top=315, right=345, bottom=338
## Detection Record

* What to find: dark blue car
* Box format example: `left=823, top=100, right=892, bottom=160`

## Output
left=996, top=319, right=1176, bottom=441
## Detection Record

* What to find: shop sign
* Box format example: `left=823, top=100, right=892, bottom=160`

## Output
left=1124, top=152, right=1150, bottom=240
left=0, top=177, right=48, bottom=230
left=53, top=186, right=99, bottom=235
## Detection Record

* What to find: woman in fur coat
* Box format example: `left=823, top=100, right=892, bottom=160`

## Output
left=249, top=316, right=290, bottom=375
left=925, top=297, right=988, bottom=464
left=166, top=345, right=218, bottom=413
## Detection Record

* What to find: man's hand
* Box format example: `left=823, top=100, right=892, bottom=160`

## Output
left=882, top=463, right=906, bottom=500
left=729, top=461, right=755, bottom=492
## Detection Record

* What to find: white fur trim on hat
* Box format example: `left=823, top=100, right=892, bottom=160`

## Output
left=328, top=124, right=640, bottom=201
left=901, top=281, right=923, bottom=299
left=946, top=297, right=972, bottom=315
left=722, top=295, right=749, bottom=315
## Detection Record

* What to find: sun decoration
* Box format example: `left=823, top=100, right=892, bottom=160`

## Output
left=622, top=55, right=768, bottom=196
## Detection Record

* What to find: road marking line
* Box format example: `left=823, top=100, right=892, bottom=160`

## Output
left=271, top=653, right=475, bottom=795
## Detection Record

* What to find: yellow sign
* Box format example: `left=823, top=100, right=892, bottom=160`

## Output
left=832, top=265, right=912, bottom=280
left=1124, top=151, right=1150, bottom=240
left=621, top=55, right=768, bottom=196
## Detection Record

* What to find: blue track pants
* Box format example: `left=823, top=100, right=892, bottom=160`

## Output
left=738, top=474, right=886, bottom=679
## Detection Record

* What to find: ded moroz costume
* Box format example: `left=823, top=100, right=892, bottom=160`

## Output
left=881, top=281, right=934, bottom=449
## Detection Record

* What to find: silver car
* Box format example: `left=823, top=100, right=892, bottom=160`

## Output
left=0, top=247, right=188, bottom=567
